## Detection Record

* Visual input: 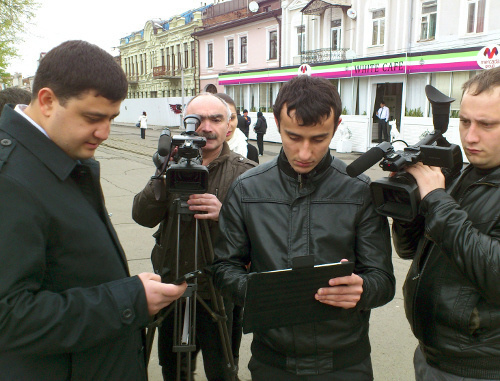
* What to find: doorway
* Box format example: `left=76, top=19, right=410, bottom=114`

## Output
left=371, top=83, right=403, bottom=143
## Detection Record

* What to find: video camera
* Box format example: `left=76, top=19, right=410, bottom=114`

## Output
left=346, top=85, right=463, bottom=222
left=152, top=114, right=209, bottom=195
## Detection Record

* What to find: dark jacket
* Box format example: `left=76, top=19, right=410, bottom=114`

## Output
left=132, top=142, right=256, bottom=299
left=246, top=143, right=259, bottom=163
left=212, top=150, right=395, bottom=375
left=254, top=114, right=267, bottom=134
left=237, top=114, right=249, bottom=137
left=0, top=105, right=150, bottom=380
left=393, top=165, right=500, bottom=379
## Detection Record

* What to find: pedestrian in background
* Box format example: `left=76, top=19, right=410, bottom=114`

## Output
left=237, top=109, right=248, bottom=138
left=254, top=111, right=267, bottom=156
left=139, top=111, right=147, bottom=139
left=242, top=109, right=251, bottom=138
left=376, top=101, right=389, bottom=142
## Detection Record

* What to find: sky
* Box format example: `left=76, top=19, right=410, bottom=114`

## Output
left=7, top=0, right=217, bottom=77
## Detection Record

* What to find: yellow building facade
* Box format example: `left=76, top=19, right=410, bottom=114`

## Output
left=119, top=8, right=207, bottom=99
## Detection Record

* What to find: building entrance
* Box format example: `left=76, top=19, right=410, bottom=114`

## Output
left=371, top=83, right=403, bottom=143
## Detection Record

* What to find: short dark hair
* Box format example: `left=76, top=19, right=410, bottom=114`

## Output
left=243, top=109, right=248, bottom=113
left=273, top=75, right=342, bottom=129
left=32, top=40, right=128, bottom=105
left=462, top=67, right=500, bottom=97
left=0, top=87, right=32, bottom=116
left=215, top=93, right=236, bottom=110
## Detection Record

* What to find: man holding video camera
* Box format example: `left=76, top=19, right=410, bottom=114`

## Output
left=132, top=93, right=256, bottom=381
left=211, top=75, right=395, bottom=380
left=0, top=40, right=187, bottom=380
left=392, top=68, right=500, bottom=380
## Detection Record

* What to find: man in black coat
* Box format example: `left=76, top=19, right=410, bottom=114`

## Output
left=237, top=109, right=249, bottom=138
left=0, top=40, right=186, bottom=380
left=392, top=67, right=500, bottom=380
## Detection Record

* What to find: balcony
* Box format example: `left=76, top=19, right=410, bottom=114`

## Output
left=294, top=48, right=349, bottom=65
left=153, top=66, right=181, bottom=79
left=127, top=75, right=139, bottom=84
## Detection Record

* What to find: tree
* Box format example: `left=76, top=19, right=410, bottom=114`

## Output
left=0, top=0, right=39, bottom=80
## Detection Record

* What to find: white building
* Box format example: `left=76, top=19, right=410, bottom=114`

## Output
left=220, top=0, right=500, bottom=153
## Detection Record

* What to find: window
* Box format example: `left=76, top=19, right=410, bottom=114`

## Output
left=372, top=9, right=385, bottom=45
left=177, top=45, right=181, bottom=69
left=467, top=0, right=485, bottom=33
left=420, top=1, right=437, bottom=40
left=161, top=49, right=164, bottom=67
left=191, top=41, right=195, bottom=68
left=297, top=25, right=305, bottom=54
left=227, top=39, right=234, bottom=65
left=184, top=43, right=189, bottom=68
left=240, top=36, right=247, bottom=63
left=331, top=19, right=341, bottom=50
left=166, top=48, right=170, bottom=71
left=207, top=43, right=213, bottom=68
left=269, top=30, right=278, bottom=60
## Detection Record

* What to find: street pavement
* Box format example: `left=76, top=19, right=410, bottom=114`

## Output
left=98, top=123, right=417, bottom=381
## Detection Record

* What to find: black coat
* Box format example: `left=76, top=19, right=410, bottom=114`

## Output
left=0, top=105, right=150, bottom=380
left=254, top=116, right=267, bottom=134
left=237, top=115, right=249, bottom=136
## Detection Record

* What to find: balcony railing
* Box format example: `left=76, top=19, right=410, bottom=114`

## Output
left=153, top=66, right=181, bottom=79
left=294, top=48, right=349, bottom=65
left=127, top=75, right=139, bottom=84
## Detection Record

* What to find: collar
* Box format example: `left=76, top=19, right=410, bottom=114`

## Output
left=277, top=149, right=332, bottom=183
left=14, top=104, right=50, bottom=139
left=0, top=104, right=78, bottom=181
left=206, top=141, right=231, bottom=169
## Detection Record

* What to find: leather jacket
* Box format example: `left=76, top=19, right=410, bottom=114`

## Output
left=212, top=150, right=395, bottom=375
left=132, top=142, right=256, bottom=299
left=393, top=165, right=500, bottom=379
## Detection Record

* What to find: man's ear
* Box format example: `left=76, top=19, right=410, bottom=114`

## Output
left=333, top=116, right=342, bottom=134
left=274, top=116, right=280, bottom=133
left=37, top=88, right=58, bottom=117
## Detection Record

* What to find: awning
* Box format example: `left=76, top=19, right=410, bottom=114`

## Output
left=301, top=0, right=352, bottom=15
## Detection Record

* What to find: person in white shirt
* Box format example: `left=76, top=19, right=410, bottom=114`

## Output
left=377, top=101, right=390, bottom=142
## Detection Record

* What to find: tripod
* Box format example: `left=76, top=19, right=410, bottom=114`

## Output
left=145, top=196, right=236, bottom=381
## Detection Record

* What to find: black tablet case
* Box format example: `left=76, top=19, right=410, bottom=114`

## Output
left=243, top=257, right=355, bottom=333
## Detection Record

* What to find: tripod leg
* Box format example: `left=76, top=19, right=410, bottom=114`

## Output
left=198, top=220, right=236, bottom=381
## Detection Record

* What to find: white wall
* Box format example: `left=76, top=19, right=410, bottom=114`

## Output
left=115, top=97, right=194, bottom=127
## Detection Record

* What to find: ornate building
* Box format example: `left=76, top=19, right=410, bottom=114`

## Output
left=118, top=6, right=210, bottom=99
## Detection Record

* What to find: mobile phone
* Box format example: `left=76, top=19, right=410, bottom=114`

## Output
left=173, top=270, right=203, bottom=285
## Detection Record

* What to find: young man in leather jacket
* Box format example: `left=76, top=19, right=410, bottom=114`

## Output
left=392, top=68, right=500, bottom=380
left=212, top=75, right=395, bottom=380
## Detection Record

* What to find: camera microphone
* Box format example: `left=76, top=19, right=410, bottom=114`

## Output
left=158, top=128, right=172, bottom=157
left=346, top=142, right=392, bottom=178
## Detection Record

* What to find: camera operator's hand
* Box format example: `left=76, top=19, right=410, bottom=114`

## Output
left=187, top=193, right=222, bottom=221
left=138, top=273, right=187, bottom=316
left=315, top=259, right=363, bottom=309
left=405, top=162, right=445, bottom=199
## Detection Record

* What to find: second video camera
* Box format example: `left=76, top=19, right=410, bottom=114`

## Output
left=346, top=85, right=463, bottom=222
left=153, top=114, right=209, bottom=195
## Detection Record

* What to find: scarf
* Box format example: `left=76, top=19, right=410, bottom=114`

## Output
left=227, top=127, right=248, bottom=157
